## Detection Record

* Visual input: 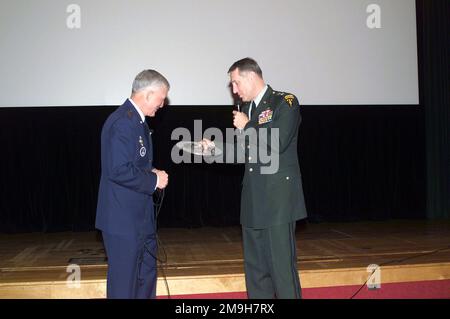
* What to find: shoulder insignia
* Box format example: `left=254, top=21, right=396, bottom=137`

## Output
left=284, top=94, right=295, bottom=107
left=127, top=110, right=133, bottom=118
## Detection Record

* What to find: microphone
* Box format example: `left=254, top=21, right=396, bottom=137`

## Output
left=235, top=99, right=242, bottom=134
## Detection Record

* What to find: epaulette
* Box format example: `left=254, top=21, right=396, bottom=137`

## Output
left=272, top=90, right=298, bottom=107
left=273, top=91, right=286, bottom=96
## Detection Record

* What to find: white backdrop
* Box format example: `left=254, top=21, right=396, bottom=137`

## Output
left=0, top=0, right=419, bottom=106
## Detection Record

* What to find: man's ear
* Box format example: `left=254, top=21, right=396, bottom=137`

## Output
left=249, top=71, right=255, bottom=80
left=145, top=89, right=154, bottom=102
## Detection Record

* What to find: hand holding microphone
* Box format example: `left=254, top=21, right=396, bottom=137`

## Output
left=232, top=110, right=249, bottom=130
left=232, top=99, right=249, bottom=130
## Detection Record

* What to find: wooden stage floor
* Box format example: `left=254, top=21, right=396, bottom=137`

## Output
left=0, top=220, right=449, bottom=298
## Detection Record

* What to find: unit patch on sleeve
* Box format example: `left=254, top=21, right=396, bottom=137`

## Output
left=284, top=94, right=295, bottom=107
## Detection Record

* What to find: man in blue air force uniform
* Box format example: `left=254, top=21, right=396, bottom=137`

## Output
left=96, top=70, right=169, bottom=299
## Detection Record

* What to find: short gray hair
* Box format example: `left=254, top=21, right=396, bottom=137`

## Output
left=131, top=69, right=170, bottom=94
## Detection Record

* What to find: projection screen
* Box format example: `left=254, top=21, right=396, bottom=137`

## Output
left=0, top=0, right=419, bottom=106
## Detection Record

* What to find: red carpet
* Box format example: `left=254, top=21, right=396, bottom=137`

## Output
left=158, top=279, right=450, bottom=299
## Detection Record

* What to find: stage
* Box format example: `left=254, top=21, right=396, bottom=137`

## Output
left=0, top=220, right=449, bottom=299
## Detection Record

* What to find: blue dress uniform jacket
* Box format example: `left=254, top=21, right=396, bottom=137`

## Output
left=96, top=99, right=157, bottom=236
left=96, top=99, right=158, bottom=299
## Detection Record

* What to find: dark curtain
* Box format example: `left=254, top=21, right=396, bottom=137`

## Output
left=417, top=0, right=450, bottom=219
left=0, top=104, right=425, bottom=233
left=0, top=107, right=105, bottom=232
left=299, top=106, right=425, bottom=222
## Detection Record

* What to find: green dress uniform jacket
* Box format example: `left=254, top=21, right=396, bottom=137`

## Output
left=239, top=85, right=307, bottom=229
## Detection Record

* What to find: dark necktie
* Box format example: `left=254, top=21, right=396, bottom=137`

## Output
left=249, top=101, right=256, bottom=120
left=144, top=121, right=152, bottom=140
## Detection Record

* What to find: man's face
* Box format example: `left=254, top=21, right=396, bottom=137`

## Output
left=143, top=86, right=168, bottom=117
left=230, top=69, right=254, bottom=102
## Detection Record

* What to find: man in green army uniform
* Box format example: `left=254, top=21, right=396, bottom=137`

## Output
left=229, top=57, right=308, bottom=299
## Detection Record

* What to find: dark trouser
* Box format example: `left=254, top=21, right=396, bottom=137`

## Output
left=242, top=222, right=301, bottom=299
left=102, top=231, right=157, bottom=299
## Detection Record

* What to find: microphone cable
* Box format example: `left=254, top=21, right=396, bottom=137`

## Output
left=152, top=187, right=171, bottom=298
left=138, top=187, right=170, bottom=298
left=350, top=244, right=450, bottom=299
